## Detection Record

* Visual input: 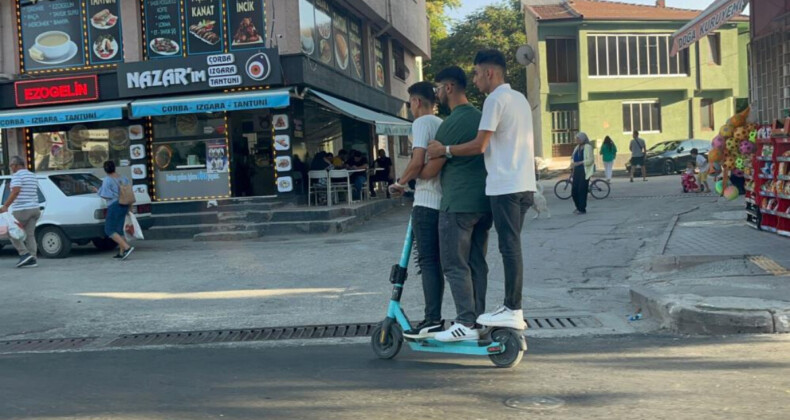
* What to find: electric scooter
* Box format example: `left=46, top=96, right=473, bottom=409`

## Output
left=370, top=219, right=527, bottom=368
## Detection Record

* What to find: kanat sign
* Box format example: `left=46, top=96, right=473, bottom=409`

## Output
left=117, top=49, right=282, bottom=97
left=14, top=75, right=99, bottom=107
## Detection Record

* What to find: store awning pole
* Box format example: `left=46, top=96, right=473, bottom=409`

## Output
left=670, top=0, right=748, bottom=56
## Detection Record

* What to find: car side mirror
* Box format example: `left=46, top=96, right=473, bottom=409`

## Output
left=677, top=147, right=684, bottom=153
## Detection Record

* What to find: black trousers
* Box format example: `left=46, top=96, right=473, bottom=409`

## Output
left=412, top=206, right=443, bottom=322
left=572, top=166, right=588, bottom=213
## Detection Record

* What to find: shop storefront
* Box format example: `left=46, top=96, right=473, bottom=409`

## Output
left=0, top=0, right=413, bottom=204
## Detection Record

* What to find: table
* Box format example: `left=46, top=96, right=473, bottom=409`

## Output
left=325, top=169, right=366, bottom=206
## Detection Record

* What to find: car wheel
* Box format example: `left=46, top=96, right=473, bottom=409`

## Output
left=36, top=226, right=72, bottom=259
left=92, top=237, right=118, bottom=251
left=663, top=160, right=676, bottom=175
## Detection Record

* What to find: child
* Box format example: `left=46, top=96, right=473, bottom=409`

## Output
left=689, top=148, right=710, bottom=192
left=682, top=162, right=699, bottom=193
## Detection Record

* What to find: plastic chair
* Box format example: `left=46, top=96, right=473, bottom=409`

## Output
left=307, top=171, right=329, bottom=206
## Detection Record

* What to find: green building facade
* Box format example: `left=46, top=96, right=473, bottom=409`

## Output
left=524, top=1, right=749, bottom=168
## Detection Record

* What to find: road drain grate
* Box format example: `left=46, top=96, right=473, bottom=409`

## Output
left=0, top=337, right=97, bottom=353
left=526, top=316, right=601, bottom=329
left=106, top=323, right=380, bottom=347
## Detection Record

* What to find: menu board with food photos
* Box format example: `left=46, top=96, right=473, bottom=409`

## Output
left=332, top=11, right=350, bottom=76
left=144, top=0, right=184, bottom=59
left=314, top=0, right=334, bottom=67
left=374, top=38, right=386, bottom=91
left=186, top=0, right=224, bottom=55
left=348, top=19, right=364, bottom=81
left=226, top=0, right=265, bottom=51
left=19, top=0, right=86, bottom=72
left=87, top=0, right=124, bottom=65
left=299, top=0, right=318, bottom=59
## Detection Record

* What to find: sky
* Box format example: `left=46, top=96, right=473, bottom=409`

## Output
left=446, top=0, right=746, bottom=23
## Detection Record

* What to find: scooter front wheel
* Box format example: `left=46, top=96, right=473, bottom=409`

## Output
left=488, top=328, right=525, bottom=368
left=371, top=322, right=403, bottom=359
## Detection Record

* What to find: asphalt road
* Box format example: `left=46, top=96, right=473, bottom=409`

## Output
left=1, top=334, right=789, bottom=420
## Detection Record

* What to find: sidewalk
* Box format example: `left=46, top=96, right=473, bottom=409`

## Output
left=629, top=197, right=790, bottom=334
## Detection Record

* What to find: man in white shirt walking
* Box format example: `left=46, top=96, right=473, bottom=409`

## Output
left=427, top=49, right=535, bottom=331
left=0, top=156, right=40, bottom=268
left=390, top=81, right=445, bottom=339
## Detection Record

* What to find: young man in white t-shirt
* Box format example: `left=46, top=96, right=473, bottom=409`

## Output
left=427, top=49, right=535, bottom=331
left=390, top=81, right=445, bottom=339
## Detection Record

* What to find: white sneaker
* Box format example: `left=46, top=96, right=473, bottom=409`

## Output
left=435, top=323, right=480, bottom=342
left=477, top=306, right=527, bottom=330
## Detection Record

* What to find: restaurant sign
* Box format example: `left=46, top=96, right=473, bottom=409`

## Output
left=670, top=0, right=748, bottom=56
left=15, top=75, right=99, bottom=107
left=117, top=49, right=282, bottom=97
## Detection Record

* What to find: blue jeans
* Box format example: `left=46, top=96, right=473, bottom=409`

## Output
left=352, top=175, right=366, bottom=200
left=104, top=201, right=129, bottom=237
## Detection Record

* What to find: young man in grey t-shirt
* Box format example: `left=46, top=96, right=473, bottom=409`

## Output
left=629, top=130, right=647, bottom=182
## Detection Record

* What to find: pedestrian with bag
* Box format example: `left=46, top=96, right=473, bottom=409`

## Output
left=600, top=136, right=617, bottom=182
left=0, top=156, right=41, bottom=268
left=97, top=161, right=135, bottom=260
left=570, top=132, right=595, bottom=215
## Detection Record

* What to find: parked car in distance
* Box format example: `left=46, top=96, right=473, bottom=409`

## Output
left=625, top=139, right=711, bottom=175
left=1, top=171, right=153, bottom=258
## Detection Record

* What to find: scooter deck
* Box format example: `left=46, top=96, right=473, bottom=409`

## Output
left=405, top=338, right=506, bottom=356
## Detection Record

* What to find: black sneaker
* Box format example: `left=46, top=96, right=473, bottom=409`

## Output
left=121, top=246, right=135, bottom=261
left=404, top=320, right=443, bottom=339
left=16, top=254, right=34, bottom=268
left=19, top=256, right=37, bottom=268
left=113, top=253, right=123, bottom=259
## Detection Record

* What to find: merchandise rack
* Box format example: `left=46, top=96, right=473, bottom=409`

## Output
left=749, top=126, right=790, bottom=237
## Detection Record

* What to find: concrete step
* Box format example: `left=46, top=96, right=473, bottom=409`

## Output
left=151, top=212, right=220, bottom=227
left=152, top=198, right=286, bottom=215
left=145, top=216, right=359, bottom=240
left=193, top=231, right=261, bottom=242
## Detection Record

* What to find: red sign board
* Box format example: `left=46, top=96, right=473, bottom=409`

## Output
left=15, top=75, right=99, bottom=107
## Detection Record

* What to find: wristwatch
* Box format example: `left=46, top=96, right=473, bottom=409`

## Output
left=445, top=145, right=453, bottom=159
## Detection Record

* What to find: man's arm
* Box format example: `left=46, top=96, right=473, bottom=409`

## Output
left=0, top=187, right=21, bottom=213
left=395, top=148, right=427, bottom=186
left=419, top=156, right=446, bottom=179
left=426, top=130, right=493, bottom=159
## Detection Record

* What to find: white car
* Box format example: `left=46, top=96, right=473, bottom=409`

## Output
left=1, top=170, right=153, bottom=258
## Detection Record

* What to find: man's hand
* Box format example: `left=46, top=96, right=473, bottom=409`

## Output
left=427, top=140, right=445, bottom=160
left=388, top=183, right=406, bottom=198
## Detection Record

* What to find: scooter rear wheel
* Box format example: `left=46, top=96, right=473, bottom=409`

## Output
left=371, top=323, right=403, bottom=359
left=488, top=328, right=525, bottom=368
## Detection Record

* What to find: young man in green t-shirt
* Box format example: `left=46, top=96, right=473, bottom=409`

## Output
left=420, top=67, right=493, bottom=342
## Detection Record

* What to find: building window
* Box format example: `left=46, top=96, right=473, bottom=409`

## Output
left=398, top=136, right=411, bottom=156
left=588, top=34, right=689, bottom=77
left=701, top=99, right=714, bottom=130
left=707, top=34, right=721, bottom=65
left=546, top=38, right=578, bottom=83
left=392, top=41, right=407, bottom=81
left=623, top=101, right=661, bottom=133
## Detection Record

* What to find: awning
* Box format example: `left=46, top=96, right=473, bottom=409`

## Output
left=130, top=88, right=291, bottom=118
left=670, top=0, right=748, bottom=56
left=308, top=89, right=412, bottom=136
left=0, top=100, right=128, bottom=129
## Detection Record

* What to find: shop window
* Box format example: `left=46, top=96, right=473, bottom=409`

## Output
left=546, top=38, right=578, bottom=83
left=707, top=34, right=721, bottom=65
left=392, top=41, right=407, bottom=81
left=30, top=121, right=141, bottom=172
left=701, top=99, right=714, bottom=130
left=152, top=113, right=231, bottom=201
left=623, top=101, right=661, bottom=133
left=398, top=136, right=411, bottom=157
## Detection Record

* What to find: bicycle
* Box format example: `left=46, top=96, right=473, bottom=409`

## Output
left=554, top=174, right=611, bottom=200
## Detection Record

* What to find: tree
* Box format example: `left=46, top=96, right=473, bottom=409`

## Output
left=425, top=0, right=527, bottom=109
left=426, top=0, right=461, bottom=42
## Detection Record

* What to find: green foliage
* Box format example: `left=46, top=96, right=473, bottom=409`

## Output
left=426, top=0, right=461, bottom=42
left=425, top=0, right=526, bottom=109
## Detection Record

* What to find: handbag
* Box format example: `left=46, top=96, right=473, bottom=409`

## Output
left=115, top=177, right=136, bottom=206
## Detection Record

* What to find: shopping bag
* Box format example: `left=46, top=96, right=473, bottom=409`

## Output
left=1, top=213, right=26, bottom=242
left=0, top=217, right=8, bottom=239
left=124, top=213, right=144, bottom=241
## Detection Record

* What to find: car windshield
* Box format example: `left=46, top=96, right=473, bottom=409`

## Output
left=50, top=174, right=103, bottom=197
left=649, top=141, right=681, bottom=152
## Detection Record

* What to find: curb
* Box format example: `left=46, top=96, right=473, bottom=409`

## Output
left=630, top=286, right=790, bottom=334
